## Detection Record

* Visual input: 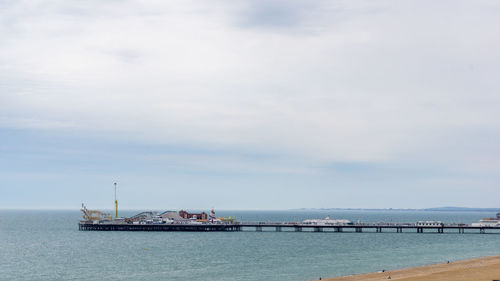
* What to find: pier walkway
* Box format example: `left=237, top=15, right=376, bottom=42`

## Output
left=79, top=222, right=500, bottom=234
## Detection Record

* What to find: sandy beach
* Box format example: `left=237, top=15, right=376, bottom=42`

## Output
left=318, top=255, right=500, bottom=281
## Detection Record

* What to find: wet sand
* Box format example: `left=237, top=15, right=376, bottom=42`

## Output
left=318, top=255, right=500, bottom=281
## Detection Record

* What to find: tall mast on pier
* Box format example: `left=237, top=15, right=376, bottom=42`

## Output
left=114, top=182, right=118, bottom=219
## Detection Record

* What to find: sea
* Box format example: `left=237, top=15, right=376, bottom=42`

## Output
left=1, top=209, right=500, bottom=281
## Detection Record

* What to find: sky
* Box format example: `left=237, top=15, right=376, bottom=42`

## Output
left=1, top=0, right=500, bottom=210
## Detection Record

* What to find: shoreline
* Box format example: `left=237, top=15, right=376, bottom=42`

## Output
left=317, top=255, right=500, bottom=281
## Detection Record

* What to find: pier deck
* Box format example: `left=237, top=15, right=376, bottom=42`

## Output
left=79, top=222, right=500, bottom=234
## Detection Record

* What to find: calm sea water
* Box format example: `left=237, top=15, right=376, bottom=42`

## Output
left=1, top=210, right=500, bottom=281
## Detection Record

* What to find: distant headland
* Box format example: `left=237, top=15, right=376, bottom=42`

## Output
left=292, top=207, right=500, bottom=212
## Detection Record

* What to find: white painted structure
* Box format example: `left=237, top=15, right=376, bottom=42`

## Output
left=302, top=216, right=352, bottom=226
left=416, top=221, right=444, bottom=227
left=471, top=213, right=500, bottom=227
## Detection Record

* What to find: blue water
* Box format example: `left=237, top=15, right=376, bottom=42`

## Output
left=1, top=210, right=500, bottom=281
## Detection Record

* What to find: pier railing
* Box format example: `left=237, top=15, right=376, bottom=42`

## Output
left=79, top=221, right=500, bottom=234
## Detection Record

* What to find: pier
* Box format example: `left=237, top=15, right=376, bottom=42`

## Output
left=79, top=202, right=500, bottom=234
left=79, top=223, right=241, bottom=231
left=79, top=222, right=500, bottom=234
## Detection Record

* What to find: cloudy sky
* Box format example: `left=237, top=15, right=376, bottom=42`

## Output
left=1, top=0, right=499, bottom=209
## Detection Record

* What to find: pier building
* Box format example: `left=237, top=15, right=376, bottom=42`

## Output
left=179, top=210, right=208, bottom=220
left=79, top=206, right=500, bottom=234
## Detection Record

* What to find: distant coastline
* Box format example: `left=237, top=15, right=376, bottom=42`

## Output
left=292, top=206, right=500, bottom=212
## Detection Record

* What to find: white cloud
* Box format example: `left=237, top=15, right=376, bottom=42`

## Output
left=1, top=0, right=500, bottom=169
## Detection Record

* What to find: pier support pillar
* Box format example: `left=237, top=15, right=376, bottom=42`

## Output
left=438, top=228, right=443, bottom=233
left=294, top=226, right=302, bottom=232
left=334, top=227, right=343, bottom=232
left=376, top=227, right=382, bottom=233
left=355, top=227, right=362, bottom=233
left=256, top=226, right=263, bottom=232
left=480, top=228, right=485, bottom=234
left=314, top=227, right=323, bottom=232
left=276, top=226, right=282, bottom=232
left=459, top=228, right=464, bottom=234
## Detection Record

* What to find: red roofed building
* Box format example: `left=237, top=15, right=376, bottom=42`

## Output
left=178, top=210, right=207, bottom=220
